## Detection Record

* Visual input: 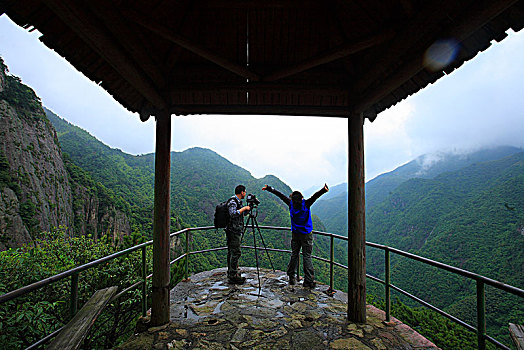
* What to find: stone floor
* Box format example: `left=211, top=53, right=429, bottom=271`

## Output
left=118, top=268, right=440, bottom=349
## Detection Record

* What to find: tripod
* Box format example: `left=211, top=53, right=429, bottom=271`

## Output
left=242, top=206, right=275, bottom=294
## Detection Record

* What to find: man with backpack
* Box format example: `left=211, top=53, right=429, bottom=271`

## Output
left=262, top=183, right=329, bottom=288
left=225, top=185, right=251, bottom=284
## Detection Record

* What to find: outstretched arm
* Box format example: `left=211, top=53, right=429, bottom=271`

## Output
left=262, top=185, right=291, bottom=206
left=305, top=183, right=329, bottom=208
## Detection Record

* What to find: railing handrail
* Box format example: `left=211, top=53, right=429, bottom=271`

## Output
left=4, top=226, right=520, bottom=302
left=375, top=244, right=523, bottom=297
left=1, top=225, right=522, bottom=350
left=185, top=225, right=524, bottom=350
left=0, top=228, right=193, bottom=304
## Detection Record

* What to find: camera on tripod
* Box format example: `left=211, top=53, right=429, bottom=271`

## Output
left=246, top=193, right=260, bottom=208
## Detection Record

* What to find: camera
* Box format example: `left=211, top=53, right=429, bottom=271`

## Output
left=246, top=193, right=260, bottom=207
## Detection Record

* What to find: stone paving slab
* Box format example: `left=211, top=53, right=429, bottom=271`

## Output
left=118, top=268, right=440, bottom=349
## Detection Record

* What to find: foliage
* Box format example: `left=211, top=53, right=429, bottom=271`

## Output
left=0, top=227, right=152, bottom=349
left=0, top=57, right=42, bottom=117
left=365, top=152, right=524, bottom=346
left=367, top=295, right=495, bottom=350
left=317, top=149, right=524, bottom=348
left=19, top=199, right=40, bottom=237
left=0, top=150, right=21, bottom=196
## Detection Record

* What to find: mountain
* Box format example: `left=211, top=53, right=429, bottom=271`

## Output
left=45, top=108, right=346, bottom=275
left=0, top=58, right=132, bottom=249
left=313, top=146, right=523, bottom=236
left=365, top=151, right=524, bottom=342
left=366, top=146, right=522, bottom=208
left=311, top=145, right=523, bottom=342
left=46, top=109, right=294, bottom=227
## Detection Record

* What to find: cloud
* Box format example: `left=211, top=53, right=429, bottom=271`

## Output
left=173, top=115, right=348, bottom=189
left=365, top=29, right=524, bottom=180
left=364, top=102, right=416, bottom=180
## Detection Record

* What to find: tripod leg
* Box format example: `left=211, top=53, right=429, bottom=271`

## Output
left=241, top=216, right=251, bottom=244
left=251, top=218, right=262, bottom=294
left=253, top=217, right=275, bottom=271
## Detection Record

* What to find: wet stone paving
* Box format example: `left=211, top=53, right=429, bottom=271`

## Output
left=118, top=267, right=440, bottom=349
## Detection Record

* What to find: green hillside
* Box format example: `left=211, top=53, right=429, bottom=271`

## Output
left=45, top=109, right=346, bottom=284
left=366, top=152, right=524, bottom=344
left=312, top=192, right=347, bottom=235
left=366, top=146, right=522, bottom=209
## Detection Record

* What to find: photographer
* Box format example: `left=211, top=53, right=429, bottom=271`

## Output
left=226, top=185, right=251, bottom=284
left=262, top=184, right=329, bottom=288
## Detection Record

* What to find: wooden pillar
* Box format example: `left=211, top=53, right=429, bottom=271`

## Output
left=151, top=110, right=171, bottom=326
left=347, top=113, right=366, bottom=323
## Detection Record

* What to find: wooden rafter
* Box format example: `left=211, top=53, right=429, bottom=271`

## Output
left=262, top=30, right=393, bottom=82
left=169, top=105, right=351, bottom=117
left=351, top=1, right=459, bottom=97
left=168, top=79, right=348, bottom=90
left=86, top=1, right=166, bottom=88
left=122, top=8, right=259, bottom=82
left=353, top=0, right=519, bottom=114
left=41, top=0, right=167, bottom=110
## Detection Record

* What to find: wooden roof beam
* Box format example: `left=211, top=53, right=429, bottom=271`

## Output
left=353, top=0, right=519, bottom=115
left=167, top=82, right=350, bottom=95
left=41, top=0, right=167, bottom=110
left=263, top=30, right=393, bottom=82
left=351, top=1, right=461, bottom=96
left=190, top=0, right=322, bottom=9
left=170, top=105, right=352, bottom=117
left=85, top=1, right=167, bottom=88
left=123, top=8, right=260, bottom=82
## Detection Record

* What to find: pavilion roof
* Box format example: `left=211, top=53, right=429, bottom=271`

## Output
left=3, top=0, right=523, bottom=121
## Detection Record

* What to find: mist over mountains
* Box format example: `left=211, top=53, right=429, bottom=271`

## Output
left=312, top=146, right=523, bottom=235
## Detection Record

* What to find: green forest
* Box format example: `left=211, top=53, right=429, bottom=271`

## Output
left=1, top=61, right=522, bottom=349
left=313, top=148, right=524, bottom=348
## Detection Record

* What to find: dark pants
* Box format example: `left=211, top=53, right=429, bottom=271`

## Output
left=226, top=229, right=242, bottom=278
left=287, top=232, right=314, bottom=283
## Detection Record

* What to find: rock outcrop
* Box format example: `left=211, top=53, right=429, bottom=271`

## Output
left=0, top=57, right=131, bottom=249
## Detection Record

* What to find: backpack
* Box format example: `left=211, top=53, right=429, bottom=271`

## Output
left=214, top=198, right=234, bottom=228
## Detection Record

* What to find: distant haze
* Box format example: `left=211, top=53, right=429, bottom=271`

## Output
left=0, top=16, right=523, bottom=190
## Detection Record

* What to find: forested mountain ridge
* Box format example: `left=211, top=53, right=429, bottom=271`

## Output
left=46, top=108, right=295, bottom=230
left=312, top=146, right=523, bottom=344
left=366, top=151, right=524, bottom=263
left=43, top=90, right=351, bottom=291
left=45, top=107, right=343, bottom=274
left=366, top=146, right=522, bottom=209
left=0, top=58, right=132, bottom=249
left=365, top=151, right=524, bottom=343
left=312, top=146, right=523, bottom=238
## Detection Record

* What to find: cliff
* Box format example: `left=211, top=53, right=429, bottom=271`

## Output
left=0, top=57, right=130, bottom=249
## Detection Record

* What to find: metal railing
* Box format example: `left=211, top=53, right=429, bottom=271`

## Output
left=1, top=225, right=522, bottom=350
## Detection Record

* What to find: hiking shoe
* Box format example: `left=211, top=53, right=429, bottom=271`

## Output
left=303, top=281, right=316, bottom=289
left=228, top=275, right=246, bottom=285
left=288, top=276, right=296, bottom=285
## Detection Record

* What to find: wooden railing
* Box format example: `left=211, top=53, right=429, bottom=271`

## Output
left=1, top=225, right=522, bottom=349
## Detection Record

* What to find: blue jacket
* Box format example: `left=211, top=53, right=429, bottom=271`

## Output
left=266, top=185, right=328, bottom=234
left=289, top=199, right=313, bottom=234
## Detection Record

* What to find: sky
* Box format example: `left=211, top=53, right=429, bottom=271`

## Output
left=0, top=15, right=523, bottom=191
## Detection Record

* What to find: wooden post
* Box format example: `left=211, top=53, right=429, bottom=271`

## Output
left=151, top=110, right=171, bottom=326
left=347, top=113, right=366, bottom=323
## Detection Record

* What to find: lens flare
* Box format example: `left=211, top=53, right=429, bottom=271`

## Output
left=424, top=38, right=460, bottom=71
